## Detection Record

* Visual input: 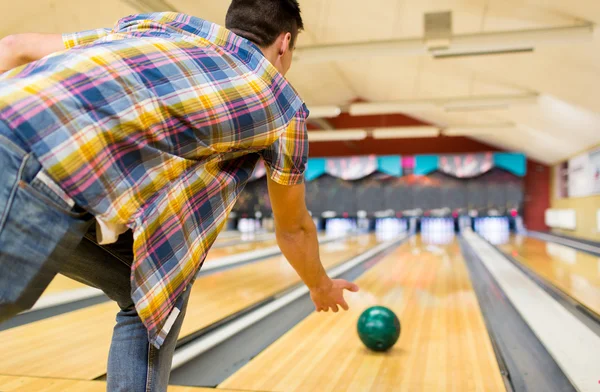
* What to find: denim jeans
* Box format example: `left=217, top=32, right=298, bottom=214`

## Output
left=0, top=125, right=190, bottom=391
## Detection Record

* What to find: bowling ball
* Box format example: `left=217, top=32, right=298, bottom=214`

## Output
left=357, top=306, right=401, bottom=352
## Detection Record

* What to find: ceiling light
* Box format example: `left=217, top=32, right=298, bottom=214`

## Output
left=308, top=106, right=342, bottom=118
left=432, top=48, right=534, bottom=59
left=308, top=130, right=367, bottom=142
left=294, top=24, right=593, bottom=63
left=372, top=127, right=440, bottom=139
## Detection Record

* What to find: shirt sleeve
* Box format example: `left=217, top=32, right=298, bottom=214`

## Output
left=62, top=28, right=112, bottom=49
left=259, top=104, right=309, bottom=186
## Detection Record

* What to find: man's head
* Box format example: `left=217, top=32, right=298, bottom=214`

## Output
left=225, top=0, right=303, bottom=76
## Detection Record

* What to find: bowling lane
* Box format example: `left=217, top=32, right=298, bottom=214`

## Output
left=0, top=375, right=241, bottom=392
left=0, top=235, right=380, bottom=380
left=36, top=233, right=280, bottom=300
left=212, top=232, right=276, bottom=248
left=202, top=237, right=278, bottom=261
left=220, top=235, right=505, bottom=392
left=41, top=275, right=86, bottom=295
left=213, top=230, right=242, bottom=241
left=500, top=235, right=600, bottom=316
left=191, top=231, right=335, bottom=260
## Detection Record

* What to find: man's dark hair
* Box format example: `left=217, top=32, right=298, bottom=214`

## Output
left=225, top=0, right=304, bottom=48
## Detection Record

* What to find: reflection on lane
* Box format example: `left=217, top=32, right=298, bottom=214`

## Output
left=220, top=235, right=505, bottom=392
left=501, top=235, right=600, bottom=316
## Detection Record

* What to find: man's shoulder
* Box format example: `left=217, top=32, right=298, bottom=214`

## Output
left=114, top=12, right=207, bottom=33
left=111, top=12, right=307, bottom=123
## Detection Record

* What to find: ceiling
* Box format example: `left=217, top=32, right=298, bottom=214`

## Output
left=1, top=0, right=599, bottom=164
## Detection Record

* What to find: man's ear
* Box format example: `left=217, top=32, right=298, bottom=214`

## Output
left=278, top=32, right=292, bottom=56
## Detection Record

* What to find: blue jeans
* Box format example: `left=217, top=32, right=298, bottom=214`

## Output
left=0, top=126, right=190, bottom=391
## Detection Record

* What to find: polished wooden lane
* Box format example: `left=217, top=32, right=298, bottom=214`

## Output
left=41, top=275, right=86, bottom=295
left=201, top=237, right=278, bottom=261
left=0, top=235, right=380, bottom=380
left=221, top=235, right=505, bottom=392
left=0, top=375, right=253, bottom=392
left=37, top=235, right=279, bottom=299
left=213, top=230, right=242, bottom=242
left=178, top=236, right=379, bottom=340
left=500, top=235, right=600, bottom=316
left=212, top=232, right=275, bottom=248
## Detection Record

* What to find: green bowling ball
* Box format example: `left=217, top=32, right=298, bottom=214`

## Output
left=357, top=306, right=401, bottom=352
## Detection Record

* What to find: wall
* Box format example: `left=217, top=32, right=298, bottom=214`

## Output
left=551, top=195, right=600, bottom=241
left=308, top=112, right=549, bottom=230
left=550, top=144, right=600, bottom=241
left=309, top=135, right=498, bottom=157
left=523, top=161, right=550, bottom=232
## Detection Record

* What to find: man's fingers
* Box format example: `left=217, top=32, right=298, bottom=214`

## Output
left=312, top=280, right=358, bottom=313
left=314, top=300, right=324, bottom=312
left=339, top=298, right=349, bottom=311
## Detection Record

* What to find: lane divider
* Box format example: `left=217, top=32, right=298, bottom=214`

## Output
left=25, top=287, right=103, bottom=313
left=464, top=229, right=600, bottom=392
left=527, top=230, right=600, bottom=255
left=171, top=234, right=406, bottom=370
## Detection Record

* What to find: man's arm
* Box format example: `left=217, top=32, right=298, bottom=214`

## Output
left=266, top=175, right=359, bottom=312
left=0, top=33, right=64, bottom=73
left=0, top=27, right=111, bottom=73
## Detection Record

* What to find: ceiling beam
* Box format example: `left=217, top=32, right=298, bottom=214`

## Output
left=347, top=94, right=538, bottom=117
left=294, top=24, right=594, bottom=63
left=309, top=94, right=539, bottom=120
left=308, top=123, right=521, bottom=141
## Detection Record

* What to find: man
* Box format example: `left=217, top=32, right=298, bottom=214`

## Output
left=0, top=1, right=359, bottom=391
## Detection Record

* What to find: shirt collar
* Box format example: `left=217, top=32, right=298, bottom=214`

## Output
left=114, top=12, right=261, bottom=54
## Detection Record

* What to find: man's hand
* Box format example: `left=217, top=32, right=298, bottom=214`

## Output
left=0, top=35, right=19, bottom=73
left=265, top=173, right=360, bottom=312
left=310, top=277, right=359, bottom=312
left=0, top=34, right=64, bottom=73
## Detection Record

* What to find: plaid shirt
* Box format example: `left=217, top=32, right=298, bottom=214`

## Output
left=0, top=12, right=308, bottom=347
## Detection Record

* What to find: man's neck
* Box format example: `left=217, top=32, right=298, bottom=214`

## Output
left=257, top=45, right=279, bottom=69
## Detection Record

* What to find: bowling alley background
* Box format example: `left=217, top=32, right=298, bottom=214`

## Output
left=231, top=124, right=543, bottom=235
left=233, top=107, right=600, bottom=242
left=236, top=153, right=524, bottom=215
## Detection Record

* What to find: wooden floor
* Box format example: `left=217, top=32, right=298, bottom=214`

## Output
left=212, top=231, right=242, bottom=242
left=202, top=237, right=278, bottom=260
left=500, top=235, right=600, bottom=316
left=212, top=232, right=275, bottom=248
left=41, top=275, right=86, bottom=295
left=0, top=375, right=246, bottom=392
left=37, top=235, right=278, bottom=299
left=0, top=235, right=379, bottom=380
left=220, top=235, right=505, bottom=392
